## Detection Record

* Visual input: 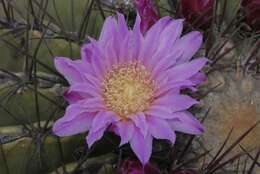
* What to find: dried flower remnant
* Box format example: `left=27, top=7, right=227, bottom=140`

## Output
left=242, top=0, right=260, bottom=30
left=178, top=0, right=214, bottom=29
left=118, top=160, right=160, bottom=174
left=134, top=0, right=160, bottom=33
left=52, top=13, right=207, bottom=164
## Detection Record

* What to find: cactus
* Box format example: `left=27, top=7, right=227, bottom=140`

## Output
left=0, top=1, right=106, bottom=173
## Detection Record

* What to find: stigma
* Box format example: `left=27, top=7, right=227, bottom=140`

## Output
left=103, top=62, right=156, bottom=118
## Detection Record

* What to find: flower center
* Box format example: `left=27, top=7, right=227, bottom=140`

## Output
left=103, top=62, right=156, bottom=118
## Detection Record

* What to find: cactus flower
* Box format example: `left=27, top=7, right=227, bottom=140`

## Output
left=134, top=0, right=160, bottom=33
left=178, top=0, right=214, bottom=29
left=118, top=160, right=160, bottom=174
left=242, top=0, right=260, bottom=30
left=53, top=13, right=207, bottom=164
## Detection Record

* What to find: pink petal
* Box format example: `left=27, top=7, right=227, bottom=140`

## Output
left=57, top=104, right=87, bottom=122
left=68, top=83, right=102, bottom=98
left=115, top=121, right=134, bottom=146
left=147, top=116, right=176, bottom=143
left=63, top=89, right=86, bottom=104
left=86, top=111, right=118, bottom=147
left=150, top=52, right=180, bottom=80
left=131, top=14, right=143, bottom=61
left=171, top=95, right=198, bottom=112
left=104, top=38, right=118, bottom=68
left=145, top=105, right=173, bottom=119
left=81, top=42, right=93, bottom=63
left=154, top=71, right=169, bottom=90
left=118, top=33, right=131, bottom=63
left=91, top=111, right=118, bottom=133
left=130, top=128, right=153, bottom=165
left=117, top=12, right=128, bottom=40
left=99, top=16, right=117, bottom=44
left=158, top=19, right=184, bottom=50
left=92, top=54, right=106, bottom=80
left=80, top=97, right=106, bottom=112
left=141, top=16, right=171, bottom=64
left=169, top=112, right=204, bottom=135
left=133, top=13, right=142, bottom=35
left=130, top=113, right=148, bottom=137
left=54, top=57, right=88, bottom=84
left=173, top=31, right=203, bottom=63
left=86, top=126, right=107, bottom=147
left=155, top=80, right=194, bottom=97
left=53, top=112, right=93, bottom=136
left=90, top=41, right=107, bottom=79
left=168, top=58, right=208, bottom=82
left=83, top=73, right=101, bottom=89
left=189, top=72, right=206, bottom=85
left=147, top=19, right=184, bottom=70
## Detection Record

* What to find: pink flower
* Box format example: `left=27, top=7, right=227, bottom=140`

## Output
left=118, top=160, right=160, bottom=174
left=134, top=0, right=160, bottom=33
left=178, top=0, right=214, bottom=29
left=242, top=0, right=260, bottom=30
left=53, top=13, right=207, bottom=165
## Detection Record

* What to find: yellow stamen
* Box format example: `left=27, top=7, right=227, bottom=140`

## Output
left=102, top=62, right=156, bottom=118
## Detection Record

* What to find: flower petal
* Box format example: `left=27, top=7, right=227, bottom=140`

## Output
left=147, top=116, right=176, bottom=143
left=168, top=57, right=208, bottom=82
left=158, top=19, right=184, bottom=50
left=80, top=97, right=106, bottom=112
left=147, top=19, right=184, bottom=70
left=169, top=112, right=204, bottom=135
left=171, top=95, right=198, bottom=112
left=91, top=111, right=118, bottom=133
left=83, top=73, right=101, bottom=89
left=150, top=51, right=181, bottom=80
left=133, top=13, right=141, bottom=35
left=68, top=83, right=102, bottom=98
left=57, top=103, right=87, bottom=122
left=53, top=112, right=93, bottom=136
left=86, top=126, right=107, bottom=147
left=90, top=41, right=107, bottom=79
left=104, top=38, right=118, bottom=68
left=86, top=111, right=118, bottom=147
left=115, top=121, right=134, bottom=146
left=141, top=16, right=171, bottom=63
left=54, top=57, right=88, bottom=84
left=63, top=89, right=85, bottom=104
left=189, top=72, right=206, bottom=85
left=130, top=14, right=143, bottom=61
left=118, top=32, right=131, bottom=63
left=81, top=42, right=93, bottom=63
left=100, top=16, right=117, bottom=44
left=155, top=80, right=194, bottom=97
left=173, top=31, right=203, bottom=63
left=117, top=12, right=128, bottom=40
left=145, top=105, right=173, bottom=119
left=130, top=113, right=148, bottom=137
left=130, top=128, right=153, bottom=165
